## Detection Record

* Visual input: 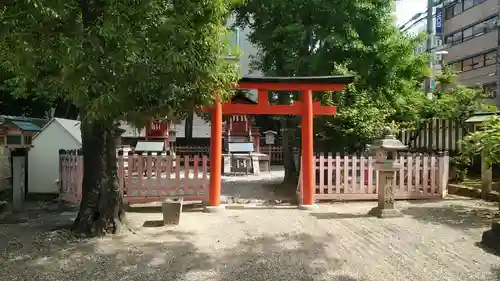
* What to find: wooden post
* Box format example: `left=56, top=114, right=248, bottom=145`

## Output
left=300, top=89, right=315, bottom=208
left=12, top=155, right=25, bottom=212
left=205, top=97, right=224, bottom=212
left=438, top=151, right=449, bottom=198
left=481, top=150, right=492, bottom=199
left=268, top=144, right=272, bottom=172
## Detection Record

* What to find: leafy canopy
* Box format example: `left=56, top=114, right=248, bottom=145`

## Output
left=0, top=0, right=241, bottom=124
left=461, top=116, right=500, bottom=167
left=235, top=0, right=487, bottom=152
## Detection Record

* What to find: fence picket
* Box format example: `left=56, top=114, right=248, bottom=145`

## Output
left=352, top=155, right=357, bottom=193
left=367, top=156, right=374, bottom=194
left=407, top=156, right=413, bottom=192
left=399, top=156, right=405, bottom=193
left=327, top=153, right=333, bottom=194
left=319, top=153, right=325, bottom=194
left=422, top=155, right=429, bottom=194
left=430, top=155, right=436, bottom=195
left=343, top=156, right=349, bottom=193
left=360, top=156, right=365, bottom=193
left=335, top=154, right=341, bottom=194
left=415, top=156, right=421, bottom=191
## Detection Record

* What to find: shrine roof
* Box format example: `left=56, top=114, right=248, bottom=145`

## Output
left=240, top=76, right=354, bottom=85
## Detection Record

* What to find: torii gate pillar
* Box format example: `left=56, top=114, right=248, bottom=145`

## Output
left=202, top=76, right=354, bottom=212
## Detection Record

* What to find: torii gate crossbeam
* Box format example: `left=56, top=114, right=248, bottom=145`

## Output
left=202, top=76, right=354, bottom=212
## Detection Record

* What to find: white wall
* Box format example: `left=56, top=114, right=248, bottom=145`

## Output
left=28, top=121, right=81, bottom=194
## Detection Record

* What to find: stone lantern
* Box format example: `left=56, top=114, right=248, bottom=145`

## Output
left=167, top=126, right=177, bottom=155
left=263, top=130, right=277, bottom=172
left=263, top=130, right=277, bottom=145
left=367, top=127, right=407, bottom=218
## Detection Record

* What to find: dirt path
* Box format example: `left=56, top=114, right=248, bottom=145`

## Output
left=0, top=197, right=499, bottom=281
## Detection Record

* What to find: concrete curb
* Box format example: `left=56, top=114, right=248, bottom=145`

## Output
left=448, top=184, right=499, bottom=202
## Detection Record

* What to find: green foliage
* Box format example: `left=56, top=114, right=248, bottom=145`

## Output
left=461, top=116, right=500, bottom=168
left=235, top=0, right=488, bottom=153
left=0, top=0, right=241, bottom=123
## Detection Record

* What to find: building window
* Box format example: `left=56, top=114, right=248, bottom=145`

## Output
left=472, top=55, right=484, bottom=69
left=462, top=58, right=473, bottom=71
left=452, top=32, right=462, bottom=43
left=453, top=1, right=463, bottom=15
left=472, top=21, right=485, bottom=36
left=463, top=0, right=474, bottom=10
left=485, top=17, right=497, bottom=31
left=448, top=50, right=498, bottom=72
left=445, top=0, right=489, bottom=20
left=462, top=27, right=473, bottom=40
left=445, top=16, right=497, bottom=46
left=485, top=51, right=496, bottom=65
left=445, top=5, right=455, bottom=20
left=452, top=62, right=462, bottom=72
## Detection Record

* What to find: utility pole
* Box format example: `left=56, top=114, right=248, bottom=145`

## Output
left=424, top=0, right=434, bottom=98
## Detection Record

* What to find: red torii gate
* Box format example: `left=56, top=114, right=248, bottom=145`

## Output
left=203, top=76, right=354, bottom=211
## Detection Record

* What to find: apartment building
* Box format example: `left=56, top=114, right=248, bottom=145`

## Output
left=442, top=0, right=499, bottom=105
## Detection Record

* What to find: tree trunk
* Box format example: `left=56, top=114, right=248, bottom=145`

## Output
left=280, top=118, right=298, bottom=184
left=277, top=92, right=298, bottom=185
left=71, top=119, right=126, bottom=236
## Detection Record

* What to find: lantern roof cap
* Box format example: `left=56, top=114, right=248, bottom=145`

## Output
left=370, top=127, right=407, bottom=151
left=263, top=130, right=277, bottom=135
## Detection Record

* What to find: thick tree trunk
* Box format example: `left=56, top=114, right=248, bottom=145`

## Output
left=71, top=119, right=126, bottom=236
left=277, top=92, right=298, bottom=185
left=280, top=118, right=298, bottom=184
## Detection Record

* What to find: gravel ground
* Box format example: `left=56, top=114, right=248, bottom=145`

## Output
left=220, top=166, right=285, bottom=203
left=0, top=197, right=499, bottom=281
left=1, top=168, right=500, bottom=281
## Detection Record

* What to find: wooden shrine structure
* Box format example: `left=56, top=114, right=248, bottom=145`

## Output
left=202, top=76, right=354, bottom=211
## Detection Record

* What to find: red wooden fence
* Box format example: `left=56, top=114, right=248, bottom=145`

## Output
left=60, top=150, right=450, bottom=204
left=119, top=154, right=208, bottom=204
left=297, top=153, right=450, bottom=202
left=59, top=150, right=209, bottom=204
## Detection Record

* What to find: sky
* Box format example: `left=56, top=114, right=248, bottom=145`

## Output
left=395, top=0, right=427, bottom=27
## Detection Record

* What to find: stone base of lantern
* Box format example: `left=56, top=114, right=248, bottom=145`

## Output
left=481, top=222, right=500, bottom=254
left=368, top=206, right=403, bottom=218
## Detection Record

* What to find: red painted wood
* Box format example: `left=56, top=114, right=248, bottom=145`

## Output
left=238, top=82, right=346, bottom=91
left=203, top=101, right=336, bottom=115
left=301, top=89, right=315, bottom=206
left=208, top=98, right=222, bottom=207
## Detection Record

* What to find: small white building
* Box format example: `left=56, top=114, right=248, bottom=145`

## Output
left=28, top=118, right=81, bottom=194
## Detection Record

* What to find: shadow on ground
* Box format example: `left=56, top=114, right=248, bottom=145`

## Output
left=128, top=203, right=204, bottom=213
left=492, top=266, right=500, bottom=281
left=0, top=210, right=368, bottom=281
left=401, top=204, right=500, bottom=230
left=311, top=212, right=371, bottom=219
